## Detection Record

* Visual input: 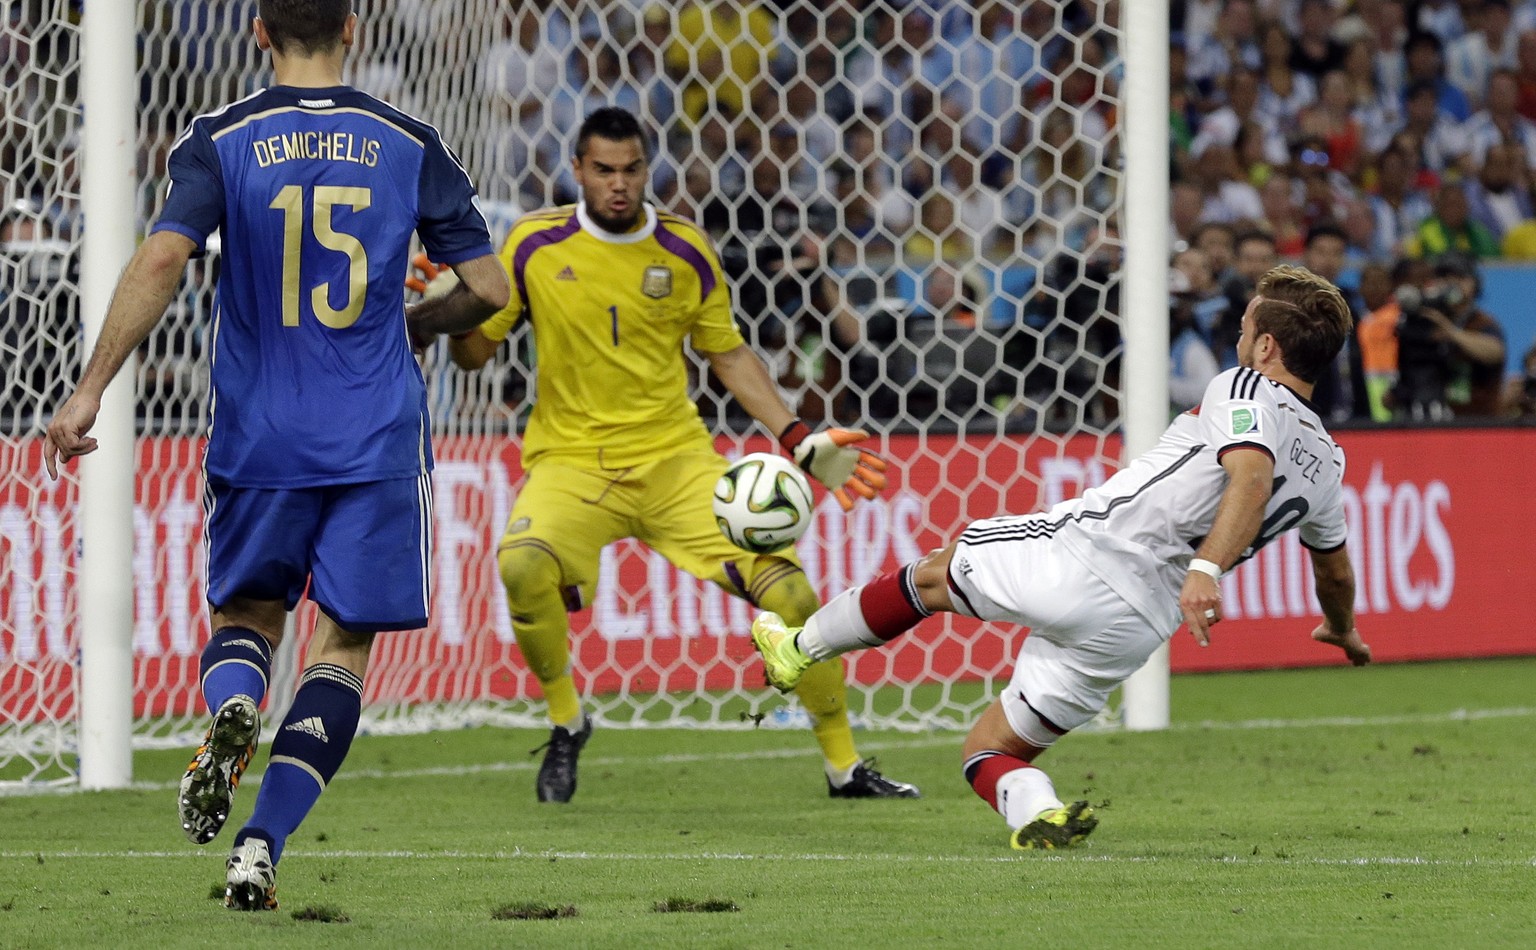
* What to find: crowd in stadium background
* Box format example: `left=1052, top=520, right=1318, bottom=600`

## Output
left=4, top=0, right=1536, bottom=434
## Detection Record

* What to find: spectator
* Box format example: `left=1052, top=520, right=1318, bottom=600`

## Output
left=1499, top=214, right=1536, bottom=257
left=1402, top=29, right=1473, bottom=121
left=1461, top=69, right=1536, bottom=173
left=479, top=9, right=566, bottom=205
left=1463, top=142, right=1535, bottom=240
left=1445, top=0, right=1518, bottom=110
left=628, top=6, right=681, bottom=129
left=1191, top=221, right=1237, bottom=285
left=1171, top=242, right=1230, bottom=361
left=1216, top=229, right=1278, bottom=367
left=1168, top=258, right=1221, bottom=413
left=0, top=204, right=78, bottom=432
left=1170, top=180, right=1206, bottom=248
left=1301, top=223, right=1365, bottom=421
left=1392, top=78, right=1469, bottom=175
left=915, top=261, right=984, bottom=328
left=1022, top=227, right=1123, bottom=432
left=904, top=191, right=970, bottom=263
left=1190, top=67, right=1286, bottom=166
left=1169, top=36, right=1204, bottom=160
left=1503, top=342, right=1536, bottom=416
left=664, top=0, right=779, bottom=125
left=1355, top=259, right=1406, bottom=422
left=1259, top=173, right=1308, bottom=257
left=1290, top=0, right=1348, bottom=80
left=1256, top=19, right=1319, bottom=129
left=771, top=77, right=842, bottom=166
left=1191, top=144, right=1264, bottom=226
left=941, top=0, right=1044, bottom=153
left=1352, top=0, right=1410, bottom=97
left=1415, top=0, right=1469, bottom=46
left=1289, top=135, right=1356, bottom=232
left=1300, top=70, right=1366, bottom=177
left=1407, top=181, right=1503, bottom=258
left=1187, top=0, right=1261, bottom=91
left=941, top=145, right=1009, bottom=260
left=1394, top=253, right=1507, bottom=417
left=1233, top=118, right=1281, bottom=186
left=1366, top=144, right=1436, bottom=259
left=842, top=5, right=930, bottom=158
left=1341, top=36, right=1403, bottom=156
left=1515, top=29, right=1536, bottom=121
left=1018, top=107, right=1113, bottom=251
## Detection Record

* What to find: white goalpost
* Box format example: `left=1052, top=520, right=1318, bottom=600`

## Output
left=77, top=0, right=139, bottom=789
left=1119, top=0, right=1173, bottom=732
left=5, top=0, right=1174, bottom=790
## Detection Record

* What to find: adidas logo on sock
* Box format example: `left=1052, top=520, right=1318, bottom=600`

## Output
left=555, top=265, right=577, bottom=281
left=284, top=716, right=329, bottom=742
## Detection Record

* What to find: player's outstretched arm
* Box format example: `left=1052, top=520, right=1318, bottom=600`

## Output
left=1308, top=546, right=1371, bottom=666
left=703, top=344, right=888, bottom=511
left=44, top=231, right=196, bottom=479
left=404, top=253, right=510, bottom=346
left=1180, top=447, right=1273, bottom=646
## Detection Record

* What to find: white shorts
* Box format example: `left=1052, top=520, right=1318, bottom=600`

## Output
left=950, top=515, right=1170, bottom=737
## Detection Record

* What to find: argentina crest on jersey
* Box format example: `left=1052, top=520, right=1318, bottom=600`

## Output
left=641, top=264, right=672, bottom=299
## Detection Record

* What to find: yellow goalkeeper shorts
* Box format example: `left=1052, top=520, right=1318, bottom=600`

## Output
left=498, top=446, right=803, bottom=611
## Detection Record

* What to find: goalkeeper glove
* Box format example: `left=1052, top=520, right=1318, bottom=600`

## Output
left=405, top=252, right=461, bottom=299
left=778, top=419, right=889, bottom=512
left=404, top=253, right=469, bottom=352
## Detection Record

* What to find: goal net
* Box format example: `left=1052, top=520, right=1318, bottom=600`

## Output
left=1, top=0, right=1128, bottom=785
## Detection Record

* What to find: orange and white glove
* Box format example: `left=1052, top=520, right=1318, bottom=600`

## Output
left=405, top=252, right=460, bottom=299
left=777, top=419, right=889, bottom=512
left=404, top=253, right=466, bottom=353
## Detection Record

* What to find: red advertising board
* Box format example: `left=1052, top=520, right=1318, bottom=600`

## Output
left=3, top=428, right=1534, bottom=721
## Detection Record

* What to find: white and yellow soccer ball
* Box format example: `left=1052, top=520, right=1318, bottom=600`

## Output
left=713, top=452, right=815, bottom=554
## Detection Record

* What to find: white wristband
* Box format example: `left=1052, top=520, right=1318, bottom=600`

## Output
left=1188, top=558, right=1223, bottom=580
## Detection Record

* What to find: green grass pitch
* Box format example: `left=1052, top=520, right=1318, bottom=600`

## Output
left=2, top=657, right=1534, bottom=949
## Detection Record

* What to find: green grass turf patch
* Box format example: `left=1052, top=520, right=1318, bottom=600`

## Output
left=0, top=657, right=1533, bottom=948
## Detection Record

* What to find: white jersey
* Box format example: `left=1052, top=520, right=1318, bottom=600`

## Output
left=965, top=367, right=1349, bottom=628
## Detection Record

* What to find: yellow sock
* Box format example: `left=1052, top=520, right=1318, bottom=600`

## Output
left=541, top=673, right=583, bottom=728
left=794, top=657, right=860, bottom=773
left=500, top=542, right=582, bottom=728
left=751, top=559, right=860, bottom=772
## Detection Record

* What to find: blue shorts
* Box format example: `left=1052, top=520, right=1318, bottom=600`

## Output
left=204, top=474, right=433, bottom=632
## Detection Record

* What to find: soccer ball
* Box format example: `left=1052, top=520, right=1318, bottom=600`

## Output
left=713, top=453, right=814, bottom=554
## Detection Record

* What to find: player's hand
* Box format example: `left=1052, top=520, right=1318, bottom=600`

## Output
left=779, top=421, right=888, bottom=512
left=1179, top=571, right=1223, bottom=647
left=43, top=392, right=102, bottom=480
left=1311, top=624, right=1372, bottom=666
left=405, top=252, right=460, bottom=300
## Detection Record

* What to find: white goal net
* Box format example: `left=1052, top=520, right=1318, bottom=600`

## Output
left=1, top=0, right=1129, bottom=785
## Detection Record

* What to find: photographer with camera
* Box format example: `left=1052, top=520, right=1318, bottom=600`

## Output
left=1392, top=253, right=1506, bottom=420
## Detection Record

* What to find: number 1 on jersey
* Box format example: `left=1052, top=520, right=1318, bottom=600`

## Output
left=270, top=185, right=372, bottom=329
left=608, top=304, right=619, bottom=346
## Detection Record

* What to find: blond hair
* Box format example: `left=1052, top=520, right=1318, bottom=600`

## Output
left=1252, top=265, right=1353, bottom=383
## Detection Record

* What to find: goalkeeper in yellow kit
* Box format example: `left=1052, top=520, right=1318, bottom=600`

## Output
left=431, top=107, right=916, bottom=803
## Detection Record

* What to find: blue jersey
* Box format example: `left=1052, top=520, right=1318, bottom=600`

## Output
left=153, top=85, right=492, bottom=488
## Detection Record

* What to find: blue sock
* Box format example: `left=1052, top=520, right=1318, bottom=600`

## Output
left=199, top=627, right=273, bottom=711
left=239, top=664, right=363, bottom=864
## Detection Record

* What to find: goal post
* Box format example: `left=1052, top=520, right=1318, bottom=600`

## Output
left=77, top=0, right=138, bottom=789
left=3, top=0, right=1166, bottom=787
left=1119, top=0, right=1172, bottom=732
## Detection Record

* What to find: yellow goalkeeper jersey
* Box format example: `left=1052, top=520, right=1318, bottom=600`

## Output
left=480, top=202, right=744, bottom=469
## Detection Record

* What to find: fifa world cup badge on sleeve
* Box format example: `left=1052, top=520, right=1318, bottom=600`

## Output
left=1227, top=403, right=1260, bottom=437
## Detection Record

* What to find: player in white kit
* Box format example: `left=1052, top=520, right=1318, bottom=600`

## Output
left=751, top=265, right=1373, bottom=850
